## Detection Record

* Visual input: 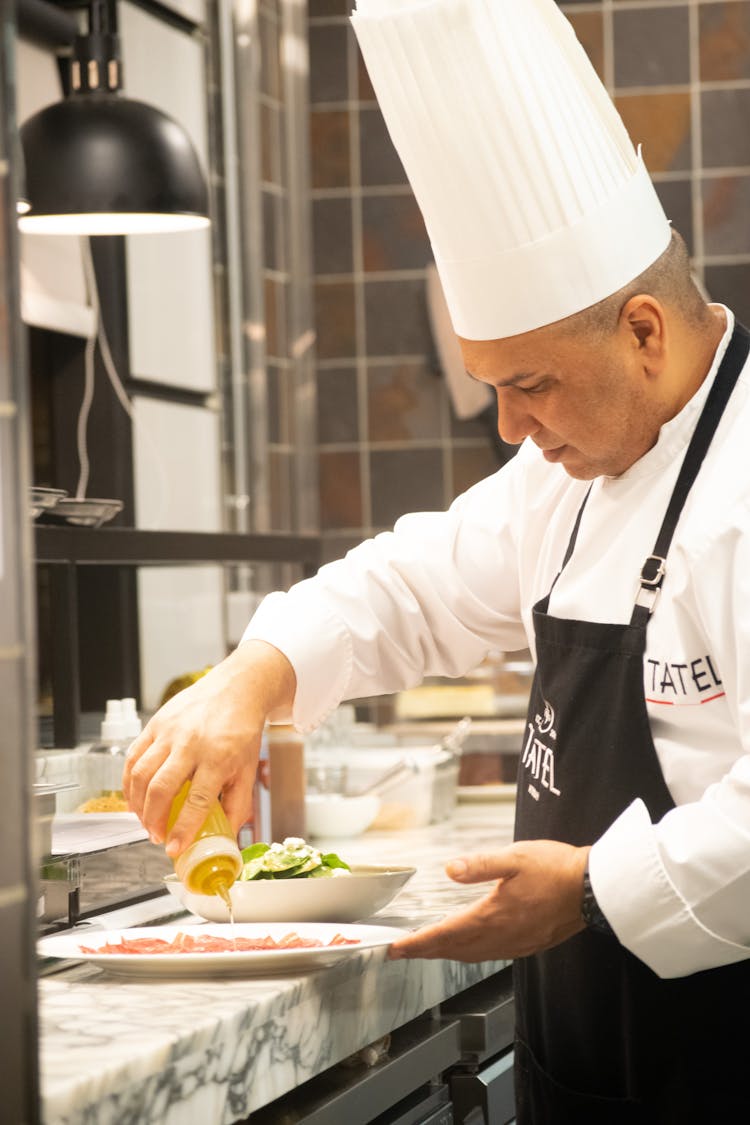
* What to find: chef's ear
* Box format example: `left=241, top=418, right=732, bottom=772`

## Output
left=620, top=294, right=666, bottom=357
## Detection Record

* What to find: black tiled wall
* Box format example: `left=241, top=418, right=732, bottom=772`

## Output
left=307, top=0, right=750, bottom=559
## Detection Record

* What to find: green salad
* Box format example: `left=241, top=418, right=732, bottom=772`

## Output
left=239, top=836, right=351, bottom=881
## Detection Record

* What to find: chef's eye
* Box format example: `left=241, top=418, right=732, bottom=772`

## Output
left=520, top=380, right=551, bottom=396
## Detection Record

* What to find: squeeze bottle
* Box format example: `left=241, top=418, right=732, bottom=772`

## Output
left=84, top=700, right=129, bottom=806
left=266, top=722, right=306, bottom=842
left=167, top=781, right=242, bottom=900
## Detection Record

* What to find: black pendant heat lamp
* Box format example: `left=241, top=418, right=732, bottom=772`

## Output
left=18, top=0, right=210, bottom=235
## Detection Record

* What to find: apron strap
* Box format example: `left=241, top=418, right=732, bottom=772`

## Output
left=631, top=321, right=750, bottom=627
left=547, top=484, right=593, bottom=599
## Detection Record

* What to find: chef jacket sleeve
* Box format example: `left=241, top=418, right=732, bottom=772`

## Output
left=590, top=512, right=750, bottom=978
left=242, top=447, right=540, bottom=732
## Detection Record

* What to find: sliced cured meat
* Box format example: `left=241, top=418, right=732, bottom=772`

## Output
left=79, top=931, right=361, bottom=954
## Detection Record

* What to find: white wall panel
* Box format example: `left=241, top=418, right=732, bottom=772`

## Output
left=132, top=396, right=225, bottom=710
left=119, top=2, right=216, bottom=391
left=153, top=0, right=206, bottom=27
left=132, top=396, right=222, bottom=531
left=137, top=568, right=226, bottom=712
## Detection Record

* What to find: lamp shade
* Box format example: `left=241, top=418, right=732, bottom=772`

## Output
left=19, top=94, right=210, bottom=235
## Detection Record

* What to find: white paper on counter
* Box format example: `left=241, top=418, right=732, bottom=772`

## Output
left=51, top=813, right=148, bottom=856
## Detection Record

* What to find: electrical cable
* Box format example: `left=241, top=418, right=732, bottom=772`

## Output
left=77, top=237, right=170, bottom=523
left=75, top=313, right=96, bottom=499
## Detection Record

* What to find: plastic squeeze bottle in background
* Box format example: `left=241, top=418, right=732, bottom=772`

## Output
left=266, top=721, right=306, bottom=842
left=166, top=782, right=242, bottom=907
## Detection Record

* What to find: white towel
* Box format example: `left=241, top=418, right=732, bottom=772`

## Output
left=426, top=262, right=491, bottom=420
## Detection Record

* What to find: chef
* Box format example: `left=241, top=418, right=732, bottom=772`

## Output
left=124, top=0, right=750, bottom=1120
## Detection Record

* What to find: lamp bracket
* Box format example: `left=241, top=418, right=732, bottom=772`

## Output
left=68, top=0, right=122, bottom=94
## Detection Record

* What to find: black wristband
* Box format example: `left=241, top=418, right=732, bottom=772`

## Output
left=581, top=860, right=614, bottom=936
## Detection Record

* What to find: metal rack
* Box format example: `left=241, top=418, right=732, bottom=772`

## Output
left=36, top=525, right=321, bottom=747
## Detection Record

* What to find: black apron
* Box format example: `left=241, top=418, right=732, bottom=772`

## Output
left=513, top=323, right=750, bottom=1125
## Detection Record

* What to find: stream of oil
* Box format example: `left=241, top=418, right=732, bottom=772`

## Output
left=215, top=884, right=237, bottom=948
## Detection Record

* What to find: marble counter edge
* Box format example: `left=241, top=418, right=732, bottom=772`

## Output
left=40, top=949, right=509, bottom=1124
left=40, top=803, right=517, bottom=1124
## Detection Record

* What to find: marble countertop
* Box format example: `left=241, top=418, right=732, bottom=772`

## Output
left=39, top=798, right=516, bottom=1125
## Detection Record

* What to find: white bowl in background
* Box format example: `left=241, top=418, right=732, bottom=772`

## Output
left=304, top=792, right=381, bottom=839
left=163, top=863, right=415, bottom=924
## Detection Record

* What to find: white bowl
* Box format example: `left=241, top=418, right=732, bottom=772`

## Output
left=304, top=793, right=381, bottom=839
left=163, top=864, right=415, bottom=924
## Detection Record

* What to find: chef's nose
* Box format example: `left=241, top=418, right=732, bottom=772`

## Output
left=495, top=387, right=539, bottom=444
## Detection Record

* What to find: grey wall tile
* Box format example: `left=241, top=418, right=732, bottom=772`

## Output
left=364, top=279, right=431, bottom=356
left=370, top=448, right=444, bottom=526
left=703, top=175, right=750, bottom=256
left=359, top=108, right=408, bottom=187
left=357, top=44, right=376, bottom=102
left=263, top=190, right=287, bottom=273
left=317, top=368, right=360, bottom=444
left=267, top=363, right=294, bottom=444
left=614, top=6, right=690, bottom=88
left=310, top=110, right=351, bottom=190
left=367, top=361, right=444, bottom=441
left=361, top=195, right=429, bottom=272
left=699, top=1, right=750, bottom=82
left=451, top=444, right=503, bottom=501
left=313, top=197, right=354, bottom=276
left=309, top=24, right=349, bottom=104
left=314, top=281, right=357, bottom=359
left=616, top=91, right=692, bottom=173
left=704, top=263, right=750, bottom=324
left=566, top=11, right=605, bottom=81
left=654, top=178, right=694, bottom=256
left=261, top=103, right=280, bottom=184
left=269, top=449, right=293, bottom=532
left=702, top=87, right=750, bottom=167
left=319, top=450, right=363, bottom=528
left=264, top=277, right=286, bottom=359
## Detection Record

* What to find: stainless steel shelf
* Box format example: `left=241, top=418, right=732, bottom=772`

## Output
left=35, top=525, right=321, bottom=747
left=35, top=525, right=321, bottom=568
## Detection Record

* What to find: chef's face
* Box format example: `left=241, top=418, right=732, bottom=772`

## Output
left=459, top=315, right=667, bottom=480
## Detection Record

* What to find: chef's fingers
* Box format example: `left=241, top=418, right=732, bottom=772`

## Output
left=220, top=771, right=258, bottom=837
left=160, top=761, right=239, bottom=857
left=388, top=908, right=489, bottom=962
left=121, top=726, right=155, bottom=801
left=445, top=851, right=517, bottom=884
left=125, top=739, right=174, bottom=826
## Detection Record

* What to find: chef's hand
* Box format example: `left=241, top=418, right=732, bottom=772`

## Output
left=122, top=640, right=296, bottom=857
left=388, top=840, right=589, bottom=963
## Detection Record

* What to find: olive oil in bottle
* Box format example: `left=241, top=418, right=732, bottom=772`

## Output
left=167, top=781, right=242, bottom=922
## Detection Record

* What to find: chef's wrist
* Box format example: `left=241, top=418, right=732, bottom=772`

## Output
left=581, top=855, right=615, bottom=937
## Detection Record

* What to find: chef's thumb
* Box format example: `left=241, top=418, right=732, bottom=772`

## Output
left=446, top=852, right=515, bottom=884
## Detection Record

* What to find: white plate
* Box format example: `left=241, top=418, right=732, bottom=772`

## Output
left=163, top=864, right=416, bottom=924
left=457, top=783, right=517, bottom=803
left=37, top=922, right=408, bottom=978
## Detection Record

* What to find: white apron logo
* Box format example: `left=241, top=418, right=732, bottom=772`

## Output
left=522, top=698, right=561, bottom=801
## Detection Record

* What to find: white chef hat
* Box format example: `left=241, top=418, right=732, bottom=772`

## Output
left=351, top=0, right=672, bottom=340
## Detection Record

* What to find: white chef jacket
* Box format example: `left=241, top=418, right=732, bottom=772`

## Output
left=244, top=306, right=750, bottom=979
